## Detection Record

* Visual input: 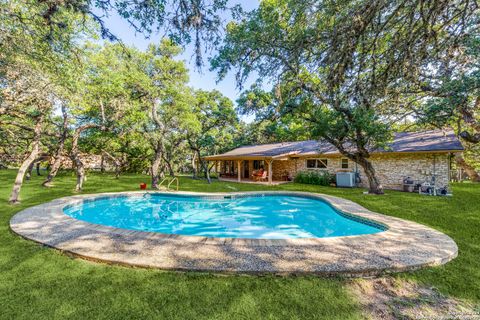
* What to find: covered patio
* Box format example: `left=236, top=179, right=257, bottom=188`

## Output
left=203, top=140, right=323, bottom=185
left=202, top=154, right=296, bottom=185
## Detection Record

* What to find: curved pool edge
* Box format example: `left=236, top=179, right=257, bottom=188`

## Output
left=9, top=191, right=458, bottom=277
left=61, top=191, right=389, bottom=241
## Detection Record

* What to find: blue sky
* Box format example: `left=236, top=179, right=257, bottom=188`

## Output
left=97, top=2, right=261, bottom=122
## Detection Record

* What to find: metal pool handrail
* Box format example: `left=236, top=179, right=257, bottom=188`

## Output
left=167, top=177, right=179, bottom=191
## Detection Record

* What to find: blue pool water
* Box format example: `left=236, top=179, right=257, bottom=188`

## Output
left=63, top=194, right=384, bottom=239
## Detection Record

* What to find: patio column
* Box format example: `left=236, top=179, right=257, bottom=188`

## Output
left=237, top=160, right=242, bottom=182
left=267, top=159, right=273, bottom=185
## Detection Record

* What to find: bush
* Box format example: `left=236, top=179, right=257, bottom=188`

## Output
left=294, top=170, right=335, bottom=186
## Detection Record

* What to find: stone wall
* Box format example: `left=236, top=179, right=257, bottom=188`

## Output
left=270, top=153, right=451, bottom=190
left=271, top=159, right=300, bottom=180
left=357, top=153, right=450, bottom=190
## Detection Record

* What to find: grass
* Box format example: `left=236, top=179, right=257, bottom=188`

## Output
left=1, top=169, right=479, bottom=319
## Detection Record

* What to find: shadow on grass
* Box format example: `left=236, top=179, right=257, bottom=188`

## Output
left=0, top=170, right=361, bottom=320
left=1, top=169, right=479, bottom=318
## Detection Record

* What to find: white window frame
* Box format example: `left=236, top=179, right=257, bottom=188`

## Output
left=341, top=158, right=349, bottom=169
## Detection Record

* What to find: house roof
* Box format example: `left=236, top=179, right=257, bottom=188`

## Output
left=203, top=129, right=464, bottom=160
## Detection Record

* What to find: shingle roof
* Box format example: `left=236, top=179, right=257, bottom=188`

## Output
left=204, top=129, right=464, bottom=160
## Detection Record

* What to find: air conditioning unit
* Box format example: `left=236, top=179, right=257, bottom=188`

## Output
left=336, top=172, right=355, bottom=187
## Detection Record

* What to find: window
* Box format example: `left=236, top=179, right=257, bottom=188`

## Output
left=306, top=159, right=328, bottom=169
left=318, top=159, right=328, bottom=168
left=253, top=160, right=265, bottom=170
left=341, top=158, right=349, bottom=169
left=306, top=159, right=317, bottom=168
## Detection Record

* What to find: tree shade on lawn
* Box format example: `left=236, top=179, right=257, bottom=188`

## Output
left=0, top=170, right=479, bottom=319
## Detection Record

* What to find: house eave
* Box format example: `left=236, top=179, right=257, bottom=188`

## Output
left=204, top=149, right=463, bottom=161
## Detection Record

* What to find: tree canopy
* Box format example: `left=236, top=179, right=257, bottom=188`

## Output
left=1, top=0, right=480, bottom=201
left=211, top=0, right=479, bottom=193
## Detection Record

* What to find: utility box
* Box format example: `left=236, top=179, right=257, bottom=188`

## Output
left=336, top=172, right=355, bottom=188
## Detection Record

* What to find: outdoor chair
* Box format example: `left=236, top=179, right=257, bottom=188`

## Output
left=258, top=171, right=268, bottom=182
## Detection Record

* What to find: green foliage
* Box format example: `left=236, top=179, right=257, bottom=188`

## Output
left=11, top=0, right=231, bottom=66
left=294, top=170, right=334, bottom=186
left=189, top=89, right=239, bottom=155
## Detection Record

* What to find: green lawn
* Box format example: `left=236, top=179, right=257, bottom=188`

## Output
left=1, top=170, right=479, bottom=319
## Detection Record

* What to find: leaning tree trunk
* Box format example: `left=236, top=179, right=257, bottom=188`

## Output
left=26, top=162, right=34, bottom=181
left=102, top=150, right=121, bottom=178
left=205, top=161, right=216, bottom=184
left=42, top=152, right=63, bottom=187
left=333, top=139, right=384, bottom=194
left=43, top=104, right=68, bottom=187
left=71, top=124, right=99, bottom=191
left=455, top=153, right=480, bottom=182
left=164, top=158, right=175, bottom=177
left=355, top=157, right=384, bottom=194
left=151, top=142, right=163, bottom=189
left=9, top=120, right=43, bottom=203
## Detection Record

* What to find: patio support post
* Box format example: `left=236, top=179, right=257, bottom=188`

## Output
left=237, top=160, right=242, bottom=182
left=267, top=160, right=273, bottom=185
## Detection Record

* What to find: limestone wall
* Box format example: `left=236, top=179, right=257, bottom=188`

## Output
left=357, top=153, right=450, bottom=190
left=270, top=153, right=451, bottom=190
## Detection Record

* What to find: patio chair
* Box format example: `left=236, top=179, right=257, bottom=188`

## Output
left=258, top=171, right=268, bottom=182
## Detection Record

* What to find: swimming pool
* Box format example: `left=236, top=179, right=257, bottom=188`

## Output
left=64, top=194, right=385, bottom=239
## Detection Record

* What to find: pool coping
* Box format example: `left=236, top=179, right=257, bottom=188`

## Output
left=10, top=191, right=458, bottom=276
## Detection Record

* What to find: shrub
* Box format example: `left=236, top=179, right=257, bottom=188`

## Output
left=294, top=170, right=335, bottom=186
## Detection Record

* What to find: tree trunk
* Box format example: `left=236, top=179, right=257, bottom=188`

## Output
left=455, top=153, right=480, bottom=182
left=100, top=155, right=105, bottom=173
left=42, top=154, right=63, bottom=187
left=205, top=160, right=211, bottom=184
left=164, top=158, right=175, bottom=177
left=191, top=152, right=198, bottom=179
left=102, top=150, right=121, bottom=178
left=9, top=120, right=42, bottom=203
left=43, top=104, right=68, bottom=187
left=159, top=163, right=166, bottom=179
left=74, top=161, right=86, bottom=191
left=26, top=162, right=34, bottom=180
left=151, top=142, right=163, bottom=189
left=36, top=162, right=41, bottom=175
left=71, top=124, right=99, bottom=191
left=356, top=157, right=384, bottom=194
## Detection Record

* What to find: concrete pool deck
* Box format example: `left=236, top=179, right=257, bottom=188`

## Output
left=10, top=191, right=458, bottom=277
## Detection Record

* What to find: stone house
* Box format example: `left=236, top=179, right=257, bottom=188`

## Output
left=203, top=130, right=464, bottom=190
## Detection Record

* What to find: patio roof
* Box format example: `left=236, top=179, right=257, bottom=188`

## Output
left=203, top=129, right=464, bottom=161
